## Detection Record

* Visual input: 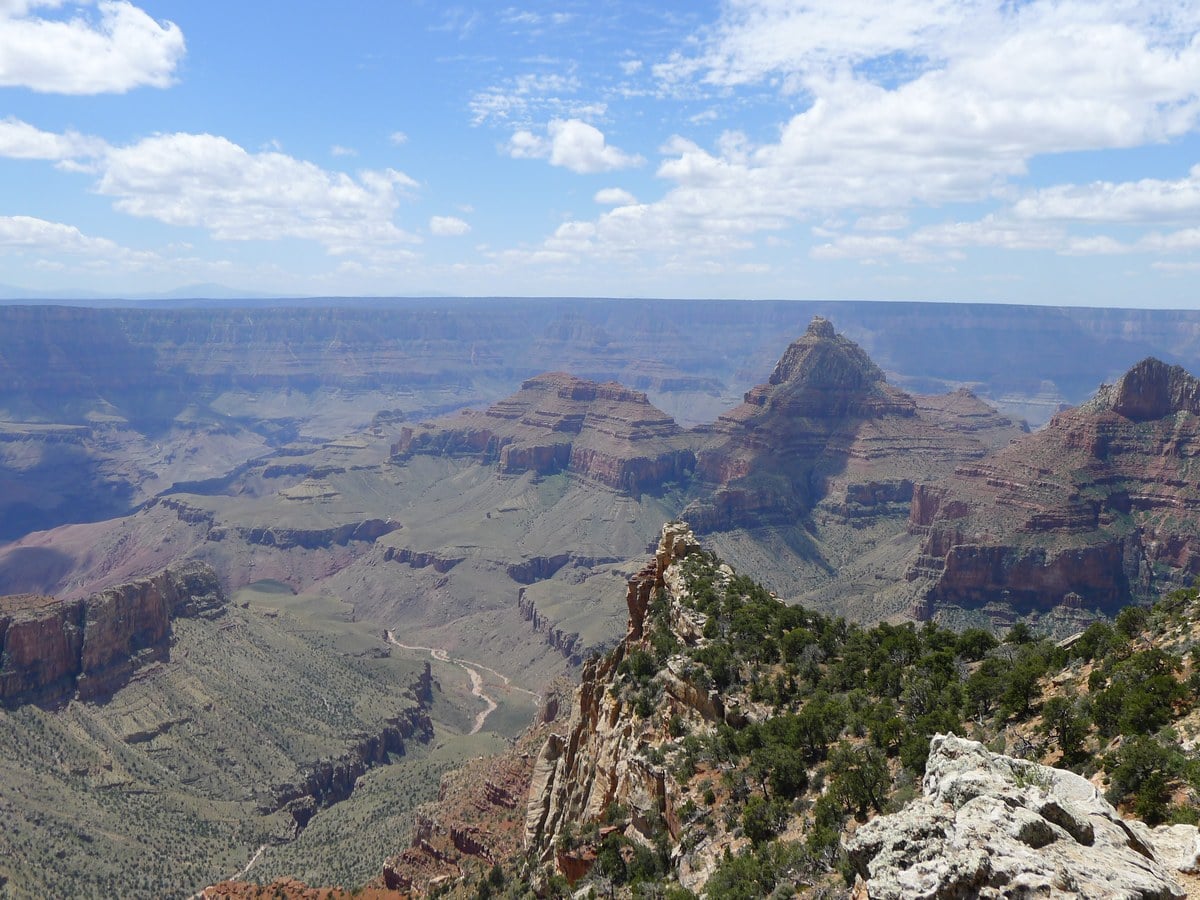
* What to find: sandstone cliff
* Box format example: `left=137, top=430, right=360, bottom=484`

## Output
left=848, top=733, right=1199, bottom=899
left=0, top=561, right=225, bottom=707
left=908, top=356, right=1200, bottom=629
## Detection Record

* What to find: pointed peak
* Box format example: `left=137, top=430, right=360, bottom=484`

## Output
left=1101, top=357, right=1200, bottom=422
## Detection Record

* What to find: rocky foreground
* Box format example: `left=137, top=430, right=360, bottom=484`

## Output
left=849, top=733, right=1200, bottom=899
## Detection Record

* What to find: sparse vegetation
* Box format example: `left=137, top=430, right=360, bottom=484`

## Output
left=529, top=552, right=1200, bottom=899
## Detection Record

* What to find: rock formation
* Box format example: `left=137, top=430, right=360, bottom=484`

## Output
left=908, top=357, right=1200, bottom=628
left=848, top=733, right=1199, bottom=899
left=378, top=682, right=575, bottom=894
left=0, top=560, right=225, bottom=707
left=524, top=522, right=719, bottom=878
left=683, top=317, right=1025, bottom=533
left=393, top=372, right=695, bottom=497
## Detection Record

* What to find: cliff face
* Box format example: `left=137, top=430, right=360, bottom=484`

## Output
left=0, top=561, right=225, bottom=707
left=393, top=372, right=695, bottom=496
left=909, top=356, right=1200, bottom=627
left=848, top=734, right=1198, bottom=899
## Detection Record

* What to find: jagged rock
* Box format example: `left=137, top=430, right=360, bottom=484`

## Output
left=266, top=696, right=434, bottom=834
left=848, top=733, right=1196, bottom=899
left=684, top=318, right=1024, bottom=533
left=525, top=522, right=706, bottom=869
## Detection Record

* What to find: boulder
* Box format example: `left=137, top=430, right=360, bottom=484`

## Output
left=848, top=733, right=1196, bottom=899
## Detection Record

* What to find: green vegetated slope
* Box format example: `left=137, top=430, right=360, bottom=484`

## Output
left=476, top=546, right=1200, bottom=899
left=0, top=581, right=525, bottom=899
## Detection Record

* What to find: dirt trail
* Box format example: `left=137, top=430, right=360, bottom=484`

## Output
left=384, top=631, right=533, bottom=734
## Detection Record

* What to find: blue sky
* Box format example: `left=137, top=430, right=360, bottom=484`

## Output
left=2, top=0, right=1200, bottom=306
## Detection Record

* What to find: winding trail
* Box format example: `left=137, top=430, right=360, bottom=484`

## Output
left=384, top=631, right=535, bottom=734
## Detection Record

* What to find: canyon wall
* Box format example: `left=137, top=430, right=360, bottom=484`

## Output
left=0, top=561, right=225, bottom=706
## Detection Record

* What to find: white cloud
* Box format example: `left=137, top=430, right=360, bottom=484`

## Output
left=512, top=1, right=1200, bottom=270
left=507, top=129, right=548, bottom=159
left=389, top=130, right=409, bottom=146
left=855, top=213, right=910, bottom=232
left=594, top=187, right=638, bottom=206
left=429, top=215, right=471, bottom=236
left=1013, top=166, right=1200, bottom=224
left=548, top=120, right=643, bottom=173
left=95, top=132, right=421, bottom=255
left=0, top=214, right=158, bottom=271
left=330, top=144, right=357, bottom=157
left=0, top=1, right=185, bottom=94
left=508, top=119, right=644, bottom=174
left=620, top=59, right=643, bottom=76
left=470, top=72, right=603, bottom=126
left=0, top=116, right=106, bottom=160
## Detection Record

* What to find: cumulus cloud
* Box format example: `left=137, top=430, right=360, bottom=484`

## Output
left=0, top=214, right=158, bottom=270
left=389, top=131, right=409, bottom=146
left=508, top=118, right=643, bottom=174
left=512, top=1, right=1200, bottom=270
left=0, top=0, right=185, bottom=94
left=594, top=187, right=638, bottom=206
left=0, top=116, right=107, bottom=160
left=1013, top=166, right=1200, bottom=224
left=95, top=132, right=421, bottom=254
left=429, top=215, right=471, bottom=236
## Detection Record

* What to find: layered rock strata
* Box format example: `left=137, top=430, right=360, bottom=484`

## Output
left=0, top=561, right=225, bottom=706
left=683, top=318, right=1026, bottom=532
left=525, top=522, right=715, bottom=872
left=393, top=373, right=695, bottom=496
left=268, top=704, right=434, bottom=835
left=848, top=733, right=1199, bottom=899
left=909, top=357, right=1200, bottom=624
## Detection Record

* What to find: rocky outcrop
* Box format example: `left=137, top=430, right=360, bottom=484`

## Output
left=379, top=685, right=572, bottom=895
left=382, top=545, right=464, bottom=573
left=393, top=373, right=695, bottom=497
left=517, top=590, right=584, bottom=664
left=908, top=357, right=1200, bottom=626
left=228, top=519, right=396, bottom=550
left=848, top=733, right=1197, bottom=899
left=525, top=523, right=708, bottom=870
left=0, top=561, right=225, bottom=707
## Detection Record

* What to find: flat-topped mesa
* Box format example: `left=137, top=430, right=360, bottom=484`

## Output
left=0, top=561, right=225, bottom=707
left=1092, top=357, right=1200, bottom=423
left=907, top=357, right=1200, bottom=626
left=392, top=372, right=695, bottom=496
